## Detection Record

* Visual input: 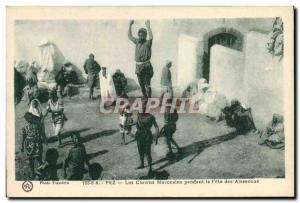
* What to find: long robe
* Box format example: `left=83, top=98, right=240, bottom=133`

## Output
left=99, top=71, right=116, bottom=102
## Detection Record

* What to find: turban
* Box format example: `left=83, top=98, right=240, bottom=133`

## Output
left=138, top=28, right=147, bottom=34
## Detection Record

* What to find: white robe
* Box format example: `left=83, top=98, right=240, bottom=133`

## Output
left=99, top=71, right=116, bottom=101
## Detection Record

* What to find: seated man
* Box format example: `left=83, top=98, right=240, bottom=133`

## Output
left=222, top=99, right=257, bottom=134
left=258, top=114, right=284, bottom=149
left=63, top=134, right=90, bottom=180
left=55, top=62, right=78, bottom=98
left=112, top=69, right=128, bottom=97
left=99, top=66, right=117, bottom=105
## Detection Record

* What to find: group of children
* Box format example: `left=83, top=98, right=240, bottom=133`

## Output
left=20, top=90, right=104, bottom=181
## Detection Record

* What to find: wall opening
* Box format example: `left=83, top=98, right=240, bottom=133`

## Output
left=200, top=27, right=244, bottom=82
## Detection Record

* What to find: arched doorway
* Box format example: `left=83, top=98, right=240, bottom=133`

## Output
left=201, top=28, right=243, bottom=82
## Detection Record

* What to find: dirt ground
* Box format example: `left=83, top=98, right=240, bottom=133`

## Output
left=15, top=87, right=285, bottom=180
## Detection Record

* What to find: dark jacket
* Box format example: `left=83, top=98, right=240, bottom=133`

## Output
left=83, top=59, right=101, bottom=75
left=55, top=68, right=78, bottom=86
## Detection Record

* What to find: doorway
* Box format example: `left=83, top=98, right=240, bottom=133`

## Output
left=202, top=30, right=243, bottom=82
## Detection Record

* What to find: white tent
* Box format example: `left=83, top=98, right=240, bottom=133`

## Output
left=38, top=40, right=65, bottom=83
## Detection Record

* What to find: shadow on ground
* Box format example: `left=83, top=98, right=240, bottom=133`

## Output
left=47, top=128, right=118, bottom=144
left=139, top=170, right=170, bottom=180
left=47, top=128, right=90, bottom=143
left=153, top=130, right=238, bottom=171
left=87, top=150, right=109, bottom=160
left=81, top=129, right=119, bottom=143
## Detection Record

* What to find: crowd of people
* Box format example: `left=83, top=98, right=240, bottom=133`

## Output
left=16, top=19, right=283, bottom=181
left=17, top=20, right=178, bottom=180
left=20, top=91, right=182, bottom=179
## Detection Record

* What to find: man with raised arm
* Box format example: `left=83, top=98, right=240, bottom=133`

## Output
left=128, top=20, right=154, bottom=99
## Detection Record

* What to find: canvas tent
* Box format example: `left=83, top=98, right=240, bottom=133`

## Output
left=38, top=40, right=65, bottom=83
left=37, top=40, right=85, bottom=88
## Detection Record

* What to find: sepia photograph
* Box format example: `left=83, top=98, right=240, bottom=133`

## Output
left=6, top=6, right=294, bottom=197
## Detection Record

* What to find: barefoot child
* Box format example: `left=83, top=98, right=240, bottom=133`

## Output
left=119, top=104, right=134, bottom=145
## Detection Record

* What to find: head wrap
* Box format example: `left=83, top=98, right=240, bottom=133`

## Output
left=231, top=99, right=241, bottom=107
left=138, top=28, right=147, bottom=35
left=165, top=60, right=172, bottom=68
left=198, top=78, right=209, bottom=92
left=63, top=60, right=72, bottom=66
left=198, top=78, right=207, bottom=84
left=28, top=99, right=43, bottom=117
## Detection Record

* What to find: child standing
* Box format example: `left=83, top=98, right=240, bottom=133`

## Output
left=21, top=111, right=47, bottom=179
left=119, top=104, right=134, bottom=145
left=43, top=89, right=66, bottom=147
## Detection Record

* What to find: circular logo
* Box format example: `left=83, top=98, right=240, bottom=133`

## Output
left=22, top=181, right=33, bottom=192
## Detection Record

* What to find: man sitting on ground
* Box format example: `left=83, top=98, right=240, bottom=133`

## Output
left=112, top=69, right=128, bottom=98
left=222, top=99, right=257, bottom=134
left=55, top=62, right=78, bottom=98
left=258, top=114, right=284, bottom=149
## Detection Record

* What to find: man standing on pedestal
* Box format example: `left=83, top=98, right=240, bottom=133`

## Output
left=128, top=20, right=154, bottom=99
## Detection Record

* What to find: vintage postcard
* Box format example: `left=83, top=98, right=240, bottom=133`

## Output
left=6, top=6, right=294, bottom=198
